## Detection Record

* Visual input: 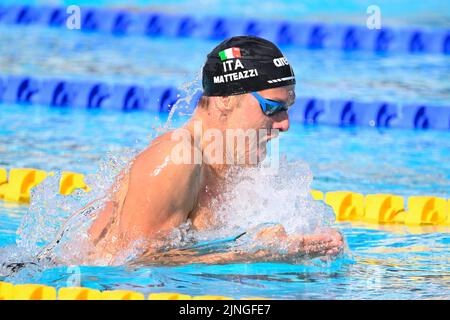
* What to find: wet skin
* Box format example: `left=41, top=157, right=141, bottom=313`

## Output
left=85, top=85, right=344, bottom=264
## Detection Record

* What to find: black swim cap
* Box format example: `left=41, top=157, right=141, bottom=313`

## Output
left=202, top=36, right=296, bottom=96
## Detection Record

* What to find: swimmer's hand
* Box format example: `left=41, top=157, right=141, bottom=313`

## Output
left=253, top=225, right=344, bottom=258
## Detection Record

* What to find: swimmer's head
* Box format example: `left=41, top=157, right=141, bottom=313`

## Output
left=195, top=36, right=296, bottom=166
left=202, top=35, right=296, bottom=97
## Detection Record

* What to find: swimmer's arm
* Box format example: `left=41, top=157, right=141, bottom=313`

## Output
left=87, top=166, right=131, bottom=242
left=212, top=226, right=343, bottom=263
left=252, top=225, right=344, bottom=257
left=91, top=138, right=200, bottom=241
left=136, top=226, right=344, bottom=265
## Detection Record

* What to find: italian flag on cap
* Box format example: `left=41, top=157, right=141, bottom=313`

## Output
left=219, top=47, right=241, bottom=61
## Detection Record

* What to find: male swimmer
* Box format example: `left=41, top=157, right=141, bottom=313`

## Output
left=50, top=36, right=344, bottom=265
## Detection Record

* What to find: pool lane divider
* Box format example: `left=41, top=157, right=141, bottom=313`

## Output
left=0, top=75, right=184, bottom=113
left=0, top=281, right=260, bottom=300
left=1, top=168, right=449, bottom=227
left=0, top=168, right=89, bottom=203
left=1, top=75, right=449, bottom=131
left=0, top=5, right=449, bottom=56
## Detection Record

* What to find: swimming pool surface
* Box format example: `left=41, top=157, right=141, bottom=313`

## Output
left=0, top=0, right=449, bottom=299
left=1, top=103, right=449, bottom=299
left=2, top=25, right=450, bottom=105
left=2, top=0, right=450, bottom=28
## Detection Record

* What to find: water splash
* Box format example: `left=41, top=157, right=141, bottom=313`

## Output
left=175, top=159, right=337, bottom=255
left=1, top=76, right=203, bottom=277
left=0, top=148, right=138, bottom=278
left=1, top=74, right=341, bottom=281
left=214, top=160, right=335, bottom=236
left=163, top=70, right=202, bottom=132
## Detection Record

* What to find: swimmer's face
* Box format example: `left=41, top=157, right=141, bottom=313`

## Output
left=226, top=85, right=295, bottom=165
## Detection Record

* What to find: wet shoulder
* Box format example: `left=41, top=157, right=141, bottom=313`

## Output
left=133, top=129, right=200, bottom=179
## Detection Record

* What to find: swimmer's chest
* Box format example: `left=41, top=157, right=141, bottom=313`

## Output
left=187, top=173, right=223, bottom=231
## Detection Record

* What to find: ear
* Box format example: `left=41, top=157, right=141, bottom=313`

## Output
left=213, top=96, right=235, bottom=121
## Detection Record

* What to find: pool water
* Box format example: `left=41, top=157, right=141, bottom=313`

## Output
left=1, top=25, right=450, bottom=105
left=1, top=0, right=450, bottom=299
left=1, top=201, right=449, bottom=299
left=2, top=0, right=450, bottom=27
left=1, top=102, right=449, bottom=299
left=1, top=104, right=449, bottom=198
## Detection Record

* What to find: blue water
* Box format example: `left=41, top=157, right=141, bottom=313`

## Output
left=1, top=26, right=450, bottom=105
left=1, top=201, right=449, bottom=299
left=2, top=0, right=450, bottom=27
left=1, top=0, right=450, bottom=299
left=1, top=104, right=449, bottom=198
left=1, top=102, right=449, bottom=299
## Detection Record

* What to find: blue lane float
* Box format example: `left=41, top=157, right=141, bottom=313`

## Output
left=0, top=74, right=449, bottom=131
left=0, top=4, right=449, bottom=55
left=0, top=75, right=189, bottom=113
left=295, top=99, right=450, bottom=130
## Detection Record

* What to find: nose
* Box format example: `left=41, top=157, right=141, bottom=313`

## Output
left=271, top=111, right=290, bottom=132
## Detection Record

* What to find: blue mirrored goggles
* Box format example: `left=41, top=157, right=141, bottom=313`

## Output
left=250, top=92, right=292, bottom=116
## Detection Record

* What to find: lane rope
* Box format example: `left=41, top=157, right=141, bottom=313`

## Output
left=0, top=5, right=449, bottom=55
left=1, top=74, right=449, bottom=130
left=1, top=167, right=449, bottom=226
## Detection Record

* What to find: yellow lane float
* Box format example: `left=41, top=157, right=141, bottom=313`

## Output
left=0, top=167, right=448, bottom=227
left=363, top=194, right=405, bottom=224
left=0, top=168, right=88, bottom=203
left=0, top=281, right=243, bottom=300
left=325, top=191, right=365, bottom=221
left=0, top=168, right=47, bottom=203
left=405, top=196, right=448, bottom=226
